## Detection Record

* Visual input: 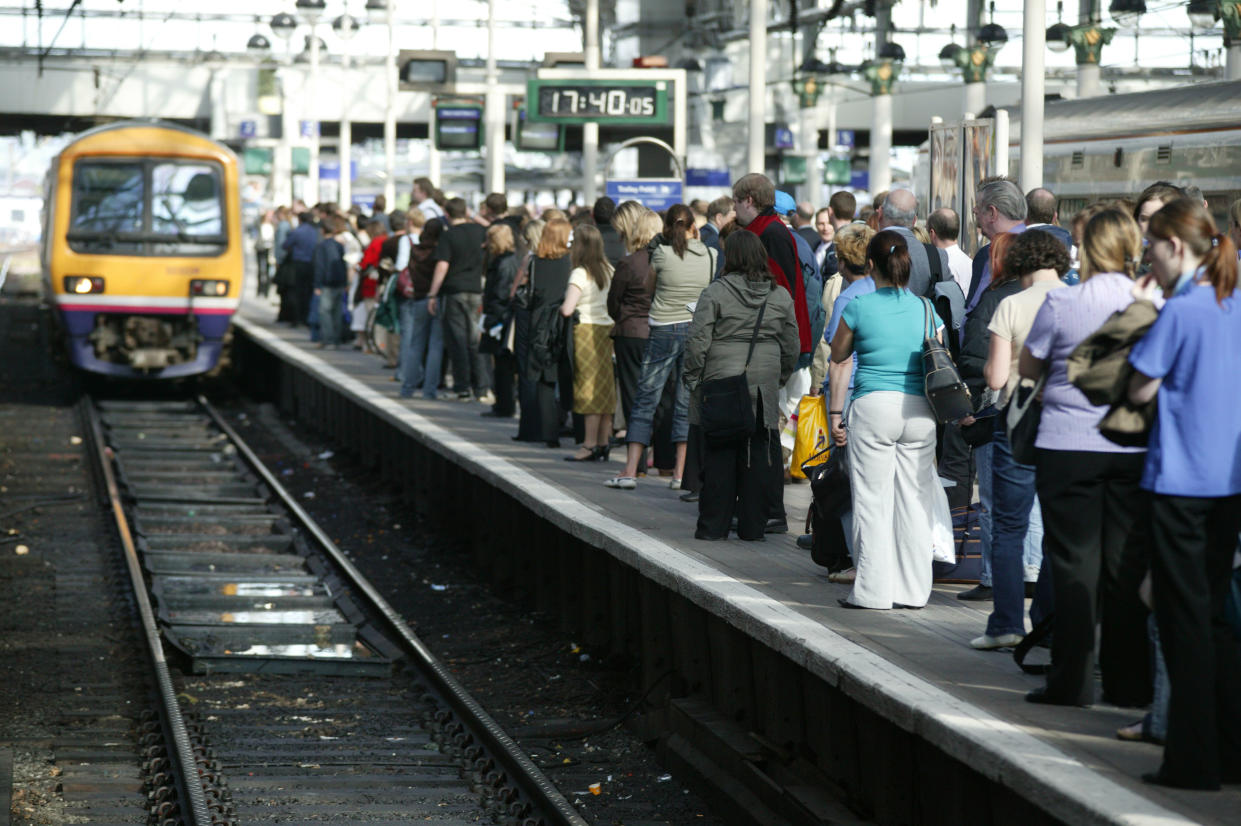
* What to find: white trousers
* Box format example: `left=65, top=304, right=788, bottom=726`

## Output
left=778, top=367, right=813, bottom=452
left=844, top=391, right=941, bottom=609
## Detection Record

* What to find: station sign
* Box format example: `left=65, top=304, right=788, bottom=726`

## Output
left=299, top=120, right=319, bottom=139
left=686, top=168, right=731, bottom=187
left=526, top=78, right=669, bottom=125
left=773, top=127, right=794, bottom=150
left=834, top=129, right=856, bottom=149
left=397, top=49, right=458, bottom=93
left=318, top=161, right=358, bottom=181
left=239, top=120, right=257, bottom=139
left=434, top=101, right=483, bottom=152
left=605, top=179, right=683, bottom=211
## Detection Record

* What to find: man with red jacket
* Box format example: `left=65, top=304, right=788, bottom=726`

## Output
left=733, top=173, right=811, bottom=357
left=731, top=173, right=809, bottom=533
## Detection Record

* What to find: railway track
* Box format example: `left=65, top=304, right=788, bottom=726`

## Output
left=85, top=395, right=587, bottom=826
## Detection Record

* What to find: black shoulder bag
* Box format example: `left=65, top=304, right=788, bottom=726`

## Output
left=921, top=298, right=973, bottom=423
left=699, top=296, right=768, bottom=446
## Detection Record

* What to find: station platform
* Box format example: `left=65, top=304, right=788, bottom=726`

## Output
left=231, top=297, right=1238, bottom=826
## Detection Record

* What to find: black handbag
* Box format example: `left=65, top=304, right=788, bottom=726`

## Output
left=1006, top=375, right=1045, bottom=466
left=921, top=298, right=973, bottom=424
left=699, top=298, right=767, bottom=446
left=804, top=444, right=852, bottom=572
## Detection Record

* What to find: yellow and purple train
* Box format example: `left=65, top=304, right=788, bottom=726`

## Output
left=42, top=120, right=243, bottom=378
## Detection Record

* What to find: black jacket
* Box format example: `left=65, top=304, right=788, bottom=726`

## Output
left=311, top=237, right=347, bottom=288
left=959, top=279, right=1022, bottom=395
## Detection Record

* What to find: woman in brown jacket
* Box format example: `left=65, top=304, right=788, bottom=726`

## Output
left=607, top=203, right=663, bottom=439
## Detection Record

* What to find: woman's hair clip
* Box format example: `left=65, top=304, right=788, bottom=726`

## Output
left=888, top=244, right=896, bottom=255
left=1212, top=234, right=1221, bottom=248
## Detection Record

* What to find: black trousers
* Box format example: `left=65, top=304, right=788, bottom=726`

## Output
left=697, top=425, right=781, bottom=541
left=491, top=348, right=517, bottom=417
left=292, top=261, right=314, bottom=327
left=513, top=306, right=541, bottom=441
left=1035, top=449, right=1149, bottom=706
left=614, top=335, right=675, bottom=470
left=441, top=292, right=489, bottom=396
left=681, top=424, right=703, bottom=493
left=256, top=249, right=271, bottom=296
left=536, top=381, right=562, bottom=444
left=938, top=421, right=974, bottom=510
left=1150, top=493, right=1241, bottom=788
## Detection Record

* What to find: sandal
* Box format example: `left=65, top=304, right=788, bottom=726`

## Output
left=828, top=567, right=857, bottom=584
left=603, top=476, right=637, bottom=490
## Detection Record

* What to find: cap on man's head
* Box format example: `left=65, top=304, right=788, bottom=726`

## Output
left=774, top=190, right=797, bottom=216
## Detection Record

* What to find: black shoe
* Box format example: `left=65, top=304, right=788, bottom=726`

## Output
left=679, top=491, right=699, bottom=503
left=957, top=584, right=993, bottom=601
left=564, top=448, right=598, bottom=462
left=545, top=440, right=560, bottom=448
left=1026, top=687, right=1091, bottom=708
left=764, top=518, right=788, bottom=534
left=796, top=534, right=814, bottom=550
left=694, top=530, right=726, bottom=541
left=1141, top=772, right=1220, bottom=791
left=594, top=444, right=611, bottom=462
left=837, top=598, right=866, bottom=610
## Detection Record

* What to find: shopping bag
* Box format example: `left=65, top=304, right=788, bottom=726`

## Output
left=790, top=394, right=830, bottom=480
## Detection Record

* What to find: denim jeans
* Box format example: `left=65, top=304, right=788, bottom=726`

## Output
left=307, top=292, right=321, bottom=341
left=1024, top=494, right=1045, bottom=580
left=625, top=322, right=690, bottom=447
left=975, top=440, right=993, bottom=587
left=399, top=298, right=443, bottom=398
left=986, top=421, right=1039, bottom=638
left=318, top=287, right=345, bottom=346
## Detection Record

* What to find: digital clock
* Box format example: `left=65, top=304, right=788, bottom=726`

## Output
left=526, top=79, right=668, bottom=125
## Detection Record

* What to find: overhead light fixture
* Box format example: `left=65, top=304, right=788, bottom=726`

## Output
left=1108, top=0, right=1146, bottom=27
left=877, top=42, right=905, bottom=62
left=246, top=33, right=271, bottom=54
left=1046, top=22, right=1071, bottom=52
left=977, top=23, right=1008, bottom=46
left=939, top=42, right=963, bottom=69
left=1187, top=0, right=1218, bottom=29
left=269, top=12, right=297, bottom=40
left=332, top=14, right=361, bottom=39
left=365, top=0, right=391, bottom=21
left=295, top=0, right=327, bottom=24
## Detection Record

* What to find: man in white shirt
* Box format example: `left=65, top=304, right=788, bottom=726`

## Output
left=412, top=176, right=444, bottom=223
left=927, top=207, right=974, bottom=297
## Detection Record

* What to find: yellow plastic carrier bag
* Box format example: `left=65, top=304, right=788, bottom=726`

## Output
left=790, top=394, right=831, bottom=479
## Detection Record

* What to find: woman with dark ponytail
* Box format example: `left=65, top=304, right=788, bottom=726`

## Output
left=1127, top=197, right=1241, bottom=791
left=828, top=230, right=953, bottom=609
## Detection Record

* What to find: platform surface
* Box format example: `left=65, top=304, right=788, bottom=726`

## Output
left=237, top=296, right=1240, bottom=826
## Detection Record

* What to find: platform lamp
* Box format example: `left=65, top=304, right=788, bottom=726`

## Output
left=1108, top=0, right=1145, bottom=27
left=365, top=0, right=398, bottom=208
left=864, top=41, right=904, bottom=196
left=1193, top=1, right=1241, bottom=79
left=296, top=0, right=327, bottom=205
left=1066, top=16, right=1115, bottom=97
left=1046, top=2, right=1072, bottom=53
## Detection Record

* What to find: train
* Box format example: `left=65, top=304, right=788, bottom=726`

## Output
left=42, top=120, right=243, bottom=378
left=916, top=79, right=1241, bottom=229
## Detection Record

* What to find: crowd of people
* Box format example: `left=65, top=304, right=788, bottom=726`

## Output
left=256, top=173, right=1241, bottom=793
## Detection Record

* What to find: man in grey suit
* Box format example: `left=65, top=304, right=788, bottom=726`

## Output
left=877, top=189, right=949, bottom=298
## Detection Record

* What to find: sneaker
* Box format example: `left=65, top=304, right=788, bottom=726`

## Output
left=603, top=476, right=637, bottom=490
left=828, top=567, right=856, bottom=584
left=668, top=478, right=682, bottom=490
left=477, top=390, right=496, bottom=406
left=957, top=584, right=993, bottom=601
left=970, top=633, right=1025, bottom=650
left=679, top=490, right=699, bottom=503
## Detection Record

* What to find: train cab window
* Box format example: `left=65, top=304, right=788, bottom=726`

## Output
left=69, top=162, right=146, bottom=254
left=150, top=163, right=225, bottom=255
left=68, top=159, right=227, bottom=256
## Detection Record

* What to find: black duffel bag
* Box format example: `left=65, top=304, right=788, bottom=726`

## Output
left=921, top=298, right=973, bottom=423
left=804, top=444, right=852, bottom=572
left=699, top=299, right=767, bottom=446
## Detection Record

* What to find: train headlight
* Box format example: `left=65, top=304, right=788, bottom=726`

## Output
left=190, top=279, right=229, bottom=297
left=64, top=276, right=105, bottom=294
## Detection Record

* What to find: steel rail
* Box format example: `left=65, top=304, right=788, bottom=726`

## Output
left=81, top=399, right=211, bottom=826
left=198, top=395, right=589, bottom=826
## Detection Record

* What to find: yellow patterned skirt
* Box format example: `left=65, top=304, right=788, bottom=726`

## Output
left=572, top=323, right=617, bottom=414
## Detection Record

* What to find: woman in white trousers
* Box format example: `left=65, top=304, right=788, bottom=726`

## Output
left=829, top=229, right=947, bottom=609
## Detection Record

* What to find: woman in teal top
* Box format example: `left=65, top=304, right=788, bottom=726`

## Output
left=829, top=230, right=949, bottom=610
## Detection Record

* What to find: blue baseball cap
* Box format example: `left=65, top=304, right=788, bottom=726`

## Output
left=774, top=190, right=797, bottom=216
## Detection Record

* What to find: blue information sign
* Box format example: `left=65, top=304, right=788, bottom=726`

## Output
left=835, top=129, right=856, bottom=149
left=239, top=120, right=257, bottom=139
left=773, top=127, right=794, bottom=150
left=686, top=168, right=731, bottom=187
left=299, top=120, right=319, bottom=138
left=605, top=179, right=683, bottom=211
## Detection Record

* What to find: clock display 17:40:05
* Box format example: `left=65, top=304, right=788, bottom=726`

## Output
left=537, top=86, right=659, bottom=119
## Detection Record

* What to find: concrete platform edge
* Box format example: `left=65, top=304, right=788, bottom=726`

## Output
left=233, top=312, right=1190, bottom=826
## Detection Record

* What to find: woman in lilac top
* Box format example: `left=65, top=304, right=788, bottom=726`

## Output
left=1018, top=208, right=1150, bottom=708
left=1128, top=199, right=1241, bottom=790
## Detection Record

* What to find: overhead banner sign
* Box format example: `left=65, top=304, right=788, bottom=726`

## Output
left=605, top=179, right=683, bottom=211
